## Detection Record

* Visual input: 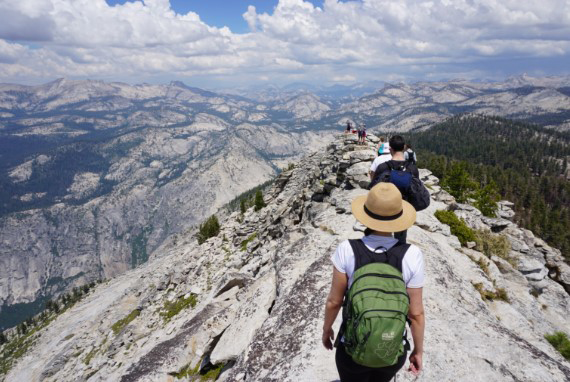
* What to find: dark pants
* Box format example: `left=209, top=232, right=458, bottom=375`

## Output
left=394, top=230, right=407, bottom=243
left=335, top=343, right=407, bottom=382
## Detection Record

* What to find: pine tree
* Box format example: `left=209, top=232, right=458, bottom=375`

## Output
left=441, top=162, right=477, bottom=203
left=474, top=181, right=500, bottom=217
left=240, top=199, right=247, bottom=214
left=254, top=190, right=266, bottom=211
left=197, top=215, right=220, bottom=244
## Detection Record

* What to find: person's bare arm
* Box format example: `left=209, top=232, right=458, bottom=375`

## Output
left=369, top=170, right=376, bottom=180
left=322, top=268, right=348, bottom=350
left=407, top=287, right=425, bottom=375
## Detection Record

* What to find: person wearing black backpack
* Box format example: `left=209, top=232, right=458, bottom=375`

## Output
left=322, top=182, right=425, bottom=381
left=404, top=143, right=417, bottom=165
left=368, top=135, right=429, bottom=244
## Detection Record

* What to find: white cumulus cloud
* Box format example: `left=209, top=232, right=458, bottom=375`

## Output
left=0, top=0, right=568, bottom=86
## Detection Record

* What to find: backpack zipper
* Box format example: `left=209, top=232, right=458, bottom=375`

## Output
left=351, top=273, right=404, bottom=285
left=357, top=308, right=407, bottom=321
left=351, top=287, right=409, bottom=302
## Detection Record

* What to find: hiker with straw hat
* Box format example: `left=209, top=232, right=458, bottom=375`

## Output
left=322, top=183, right=425, bottom=381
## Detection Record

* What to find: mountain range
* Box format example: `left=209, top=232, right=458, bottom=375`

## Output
left=1, top=75, right=570, bottom=330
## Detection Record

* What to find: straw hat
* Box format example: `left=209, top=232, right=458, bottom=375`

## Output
left=351, top=183, right=416, bottom=232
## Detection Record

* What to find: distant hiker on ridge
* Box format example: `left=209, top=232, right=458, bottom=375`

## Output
left=376, top=137, right=389, bottom=156
left=359, top=124, right=367, bottom=145
left=405, top=143, right=417, bottom=165
left=369, top=135, right=430, bottom=244
left=369, top=137, right=392, bottom=178
left=346, top=121, right=351, bottom=134
left=322, top=182, right=425, bottom=381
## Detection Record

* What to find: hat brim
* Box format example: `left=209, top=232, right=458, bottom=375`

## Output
left=351, top=195, right=416, bottom=232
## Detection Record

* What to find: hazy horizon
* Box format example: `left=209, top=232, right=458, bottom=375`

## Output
left=2, top=73, right=569, bottom=93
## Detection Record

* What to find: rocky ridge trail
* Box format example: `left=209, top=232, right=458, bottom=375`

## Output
left=4, top=134, right=570, bottom=381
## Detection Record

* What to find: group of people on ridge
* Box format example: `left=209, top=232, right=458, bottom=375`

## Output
left=346, top=121, right=368, bottom=145
left=322, top=132, right=427, bottom=381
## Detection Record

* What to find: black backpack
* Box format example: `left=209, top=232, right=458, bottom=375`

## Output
left=406, top=150, right=416, bottom=165
left=368, top=161, right=430, bottom=212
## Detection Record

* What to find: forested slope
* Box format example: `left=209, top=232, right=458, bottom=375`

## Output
left=407, top=115, right=570, bottom=261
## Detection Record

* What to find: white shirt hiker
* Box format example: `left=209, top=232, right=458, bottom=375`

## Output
left=370, top=154, right=393, bottom=173
left=331, top=235, right=425, bottom=288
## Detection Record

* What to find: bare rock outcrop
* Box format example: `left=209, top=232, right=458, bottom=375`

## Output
left=5, top=133, right=570, bottom=382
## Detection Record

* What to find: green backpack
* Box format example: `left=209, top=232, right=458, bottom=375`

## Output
left=340, top=239, right=410, bottom=367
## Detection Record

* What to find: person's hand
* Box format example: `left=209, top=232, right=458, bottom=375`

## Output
left=408, top=349, right=423, bottom=376
left=322, top=327, right=335, bottom=350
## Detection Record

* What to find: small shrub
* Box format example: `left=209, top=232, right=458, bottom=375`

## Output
left=495, top=288, right=510, bottom=302
left=202, top=363, right=224, bottom=380
left=111, top=309, right=141, bottom=335
left=160, top=295, right=197, bottom=322
left=473, top=282, right=491, bottom=300
left=286, top=163, right=295, bottom=171
left=240, top=232, right=258, bottom=251
left=434, top=210, right=477, bottom=245
left=319, top=225, right=336, bottom=235
left=472, top=282, right=510, bottom=302
left=172, top=362, right=199, bottom=379
left=468, top=255, right=490, bottom=276
left=84, top=348, right=98, bottom=365
left=474, top=229, right=514, bottom=265
left=544, top=332, right=570, bottom=360
left=172, top=360, right=225, bottom=380
left=197, top=215, right=220, bottom=245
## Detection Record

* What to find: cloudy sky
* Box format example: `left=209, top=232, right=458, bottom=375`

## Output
left=0, top=0, right=569, bottom=88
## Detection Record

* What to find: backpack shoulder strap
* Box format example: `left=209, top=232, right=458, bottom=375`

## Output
left=348, top=239, right=388, bottom=271
left=385, top=242, right=411, bottom=273
left=348, top=239, right=377, bottom=271
left=349, top=239, right=410, bottom=273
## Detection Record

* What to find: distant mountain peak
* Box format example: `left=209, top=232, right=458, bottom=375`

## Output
left=169, top=80, right=188, bottom=88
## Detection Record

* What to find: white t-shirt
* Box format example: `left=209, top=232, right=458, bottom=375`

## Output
left=370, top=154, right=393, bottom=173
left=331, top=235, right=425, bottom=288
left=404, top=149, right=417, bottom=163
